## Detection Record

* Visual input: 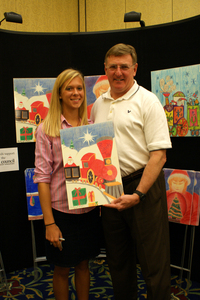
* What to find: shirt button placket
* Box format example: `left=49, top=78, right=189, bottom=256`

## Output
left=107, top=104, right=113, bottom=120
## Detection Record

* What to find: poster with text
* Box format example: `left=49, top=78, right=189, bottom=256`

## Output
left=0, top=147, right=19, bottom=172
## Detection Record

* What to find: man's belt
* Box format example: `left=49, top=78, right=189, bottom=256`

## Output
left=122, top=168, right=144, bottom=184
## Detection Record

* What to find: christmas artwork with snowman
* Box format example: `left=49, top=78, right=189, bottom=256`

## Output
left=164, top=168, right=200, bottom=226
left=60, top=121, right=123, bottom=210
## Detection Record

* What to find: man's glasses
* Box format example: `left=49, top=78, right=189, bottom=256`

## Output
left=107, top=64, right=134, bottom=71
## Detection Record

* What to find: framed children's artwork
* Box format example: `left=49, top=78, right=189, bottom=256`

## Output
left=13, top=75, right=109, bottom=143
left=13, top=78, right=56, bottom=143
left=151, top=64, right=200, bottom=137
left=164, top=168, right=200, bottom=226
left=24, top=168, right=43, bottom=220
left=60, top=121, right=123, bottom=210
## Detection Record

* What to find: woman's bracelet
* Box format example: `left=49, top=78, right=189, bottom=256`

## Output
left=45, top=222, right=55, bottom=227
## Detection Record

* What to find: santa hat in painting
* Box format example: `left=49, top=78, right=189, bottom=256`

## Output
left=93, top=75, right=109, bottom=95
left=168, top=169, right=191, bottom=185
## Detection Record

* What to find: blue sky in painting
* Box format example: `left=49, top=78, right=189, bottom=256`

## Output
left=13, top=78, right=56, bottom=99
left=151, top=64, right=200, bottom=107
left=60, top=122, right=114, bottom=152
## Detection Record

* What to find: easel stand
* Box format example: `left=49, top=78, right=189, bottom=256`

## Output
left=31, top=221, right=47, bottom=281
left=170, top=225, right=196, bottom=292
left=0, top=252, right=9, bottom=292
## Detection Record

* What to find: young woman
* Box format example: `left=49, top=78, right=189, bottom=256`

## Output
left=34, top=69, right=101, bottom=300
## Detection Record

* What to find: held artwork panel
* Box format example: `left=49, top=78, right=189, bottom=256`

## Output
left=60, top=122, right=123, bottom=210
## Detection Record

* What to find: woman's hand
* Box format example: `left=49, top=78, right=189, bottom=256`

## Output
left=46, top=223, right=63, bottom=251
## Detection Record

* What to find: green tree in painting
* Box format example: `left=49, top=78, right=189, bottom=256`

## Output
left=70, top=140, right=74, bottom=149
left=168, top=194, right=183, bottom=220
left=21, top=88, right=26, bottom=96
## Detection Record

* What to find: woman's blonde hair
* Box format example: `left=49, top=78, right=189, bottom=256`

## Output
left=43, top=69, right=88, bottom=137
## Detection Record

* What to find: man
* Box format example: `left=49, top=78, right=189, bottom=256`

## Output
left=90, top=43, right=172, bottom=300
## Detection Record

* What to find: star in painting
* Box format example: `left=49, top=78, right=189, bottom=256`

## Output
left=185, top=71, right=190, bottom=77
left=79, top=128, right=97, bottom=145
left=31, top=81, right=47, bottom=95
left=191, top=78, right=196, bottom=85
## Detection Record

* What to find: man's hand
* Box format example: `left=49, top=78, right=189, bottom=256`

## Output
left=104, top=194, right=140, bottom=211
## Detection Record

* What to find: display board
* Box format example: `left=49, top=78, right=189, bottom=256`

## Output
left=0, top=15, right=200, bottom=280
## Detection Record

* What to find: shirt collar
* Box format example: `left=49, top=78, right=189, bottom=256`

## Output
left=61, top=114, right=72, bottom=126
left=102, top=80, right=139, bottom=101
left=61, top=114, right=82, bottom=127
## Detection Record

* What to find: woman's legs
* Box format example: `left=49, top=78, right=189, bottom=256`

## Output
left=53, top=265, right=70, bottom=300
left=75, top=260, right=90, bottom=300
left=53, top=260, right=90, bottom=300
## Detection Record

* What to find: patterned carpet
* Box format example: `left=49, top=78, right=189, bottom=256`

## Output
left=0, top=259, right=200, bottom=299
